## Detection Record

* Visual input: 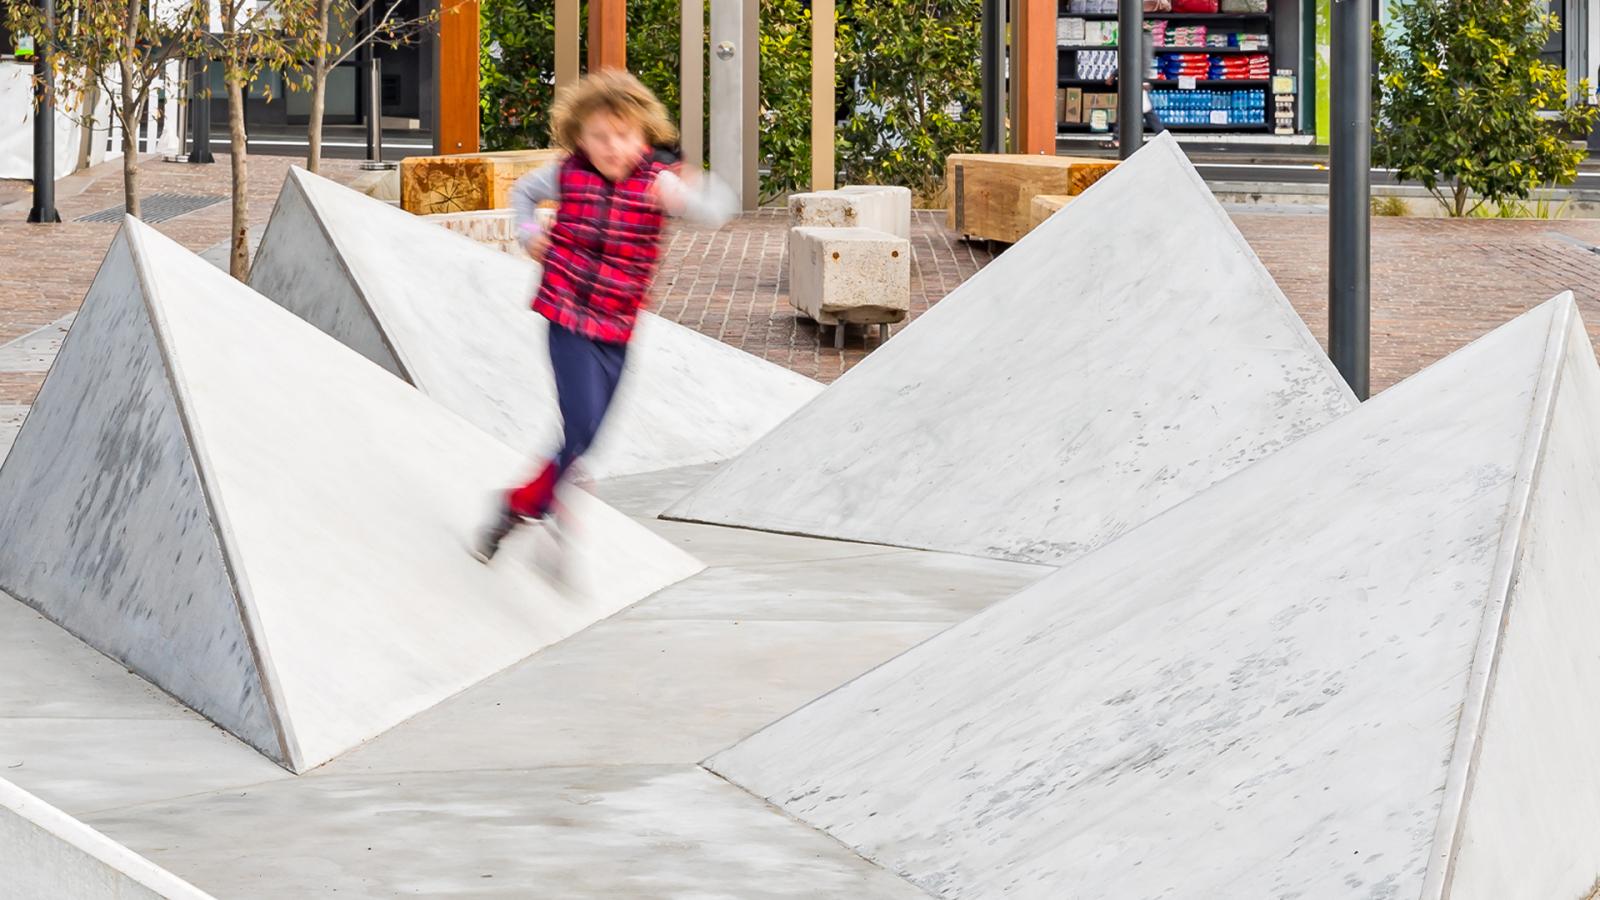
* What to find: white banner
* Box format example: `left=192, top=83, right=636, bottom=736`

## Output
left=0, top=61, right=83, bottom=180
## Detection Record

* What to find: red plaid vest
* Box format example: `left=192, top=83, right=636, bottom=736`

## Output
left=531, top=152, right=669, bottom=344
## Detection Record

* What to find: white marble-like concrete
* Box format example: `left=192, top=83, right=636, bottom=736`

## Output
left=709, top=296, right=1600, bottom=900
left=668, top=133, right=1356, bottom=564
left=0, top=219, right=703, bottom=774
left=1445, top=307, right=1600, bottom=900
left=249, top=167, right=822, bottom=479
left=0, top=775, right=214, bottom=900
left=0, top=404, right=26, bottom=464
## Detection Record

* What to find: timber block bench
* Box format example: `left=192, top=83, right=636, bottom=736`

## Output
left=401, top=148, right=563, bottom=214
left=789, top=226, right=911, bottom=349
left=1029, top=194, right=1076, bottom=232
left=945, top=154, right=1116, bottom=243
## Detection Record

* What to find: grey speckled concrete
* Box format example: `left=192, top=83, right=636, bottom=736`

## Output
left=0, top=404, right=26, bottom=466
left=0, top=220, right=702, bottom=775
left=248, top=167, right=822, bottom=480
left=667, top=134, right=1357, bottom=565
left=708, top=296, right=1600, bottom=900
left=0, top=232, right=279, bottom=758
left=0, top=314, right=73, bottom=374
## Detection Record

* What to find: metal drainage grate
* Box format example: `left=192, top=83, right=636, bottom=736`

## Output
left=76, top=192, right=225, bottom=225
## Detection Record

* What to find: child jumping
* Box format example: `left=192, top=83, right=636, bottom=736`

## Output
left=474, top=70, right=735, bottom=564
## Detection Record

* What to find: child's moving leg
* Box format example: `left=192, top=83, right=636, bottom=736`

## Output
left=475, top=325, right=628, bottom=562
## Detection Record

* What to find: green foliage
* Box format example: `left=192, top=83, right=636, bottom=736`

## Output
left=758, top=0, right=813, bottom=199
left=481, top=0, right=684, bottom=152
left=1373, top=0, right=1598, bottom=216
left=837, top=0, right=981, bottom=203
left=482, top=0, right=980, bottom=202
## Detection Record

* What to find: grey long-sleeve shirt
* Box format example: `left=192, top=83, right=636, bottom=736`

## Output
left=509, top=161, right=738, bottom=241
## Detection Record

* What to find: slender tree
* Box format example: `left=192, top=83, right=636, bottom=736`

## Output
left=4, top=0, right=206, bottom=217
left=210, top=0, right=320, bottom=278
left=303, top=0, right=436, bottom=173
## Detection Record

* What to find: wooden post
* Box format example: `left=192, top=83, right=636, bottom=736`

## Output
left=1014, top=0, right=1055, bottom=154
left=589, top=0, right=627, bottom=71
left=810, top=0, right=835, bottom=191
left=437, top=0, right=481, bottom=154
left=681, top=0, right=704, bottom=170
left=556, top=0, right=580, bottom=90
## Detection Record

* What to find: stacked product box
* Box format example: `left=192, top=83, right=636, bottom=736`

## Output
left=1075, top=49, right=1119, bottom=80
left=1151, top=89, right=1266, bottom=126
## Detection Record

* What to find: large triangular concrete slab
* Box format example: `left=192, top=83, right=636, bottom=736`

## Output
left=708, top=295, right=1600, bottom=899
left=248, top=167, right=822, bottom=479
left=0, top=219, right=702, bottom=773
left=1, top=775, right=213, bottom=899
left=666, top=134, right=1355, bottom=564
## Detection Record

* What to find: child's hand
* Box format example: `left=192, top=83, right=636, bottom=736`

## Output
left=526, top=231, right=551, bottom=264
left=650, top=170, right=691, bottom=215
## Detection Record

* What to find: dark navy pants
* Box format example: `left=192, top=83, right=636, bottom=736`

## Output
left=509, top=323, right=628, bottom=518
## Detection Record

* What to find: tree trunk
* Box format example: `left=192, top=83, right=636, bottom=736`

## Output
left=119, top=60, right=141, bottom=218
left=1452, top=182, right=1468, bottom=218
left=228, top=76, right=250, bottom=280
left=308, top=0, right=331, bottom=173
left=308, top=62, right=327, bottom=174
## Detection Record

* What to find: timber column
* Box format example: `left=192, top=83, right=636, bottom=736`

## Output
left=437, top=0, right=481, bottom=154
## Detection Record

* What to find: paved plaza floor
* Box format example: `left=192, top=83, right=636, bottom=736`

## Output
left=5, top=152, right=1600, bottom=398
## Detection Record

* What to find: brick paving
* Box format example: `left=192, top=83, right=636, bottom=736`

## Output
left=6, top=153, right=1600, bottom=407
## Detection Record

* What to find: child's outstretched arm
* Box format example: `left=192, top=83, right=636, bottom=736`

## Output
left=510, top=162, right=563, bottom=253
left=653, top=169, right=738, bottom=230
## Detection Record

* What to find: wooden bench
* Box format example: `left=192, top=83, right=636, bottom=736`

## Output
left=946, top=154, right=1116, bottom=243
left=400, top=149, right=563, bottom=215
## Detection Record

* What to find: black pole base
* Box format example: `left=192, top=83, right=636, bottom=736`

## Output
left=187, top=149, right=215, bottom=164
left=27, top=206, right=62, bottom=224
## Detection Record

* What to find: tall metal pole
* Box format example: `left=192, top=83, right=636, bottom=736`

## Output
left=1329, top=0, right=1371, bottom=399
left=27, top=0, right=60, bottom=224
left=981, top=0, right=1004, bottom=153
left=188, top=55, right=214, bottom=163
left=1116, top=0, right=1142, bottom=158
left=364, top=4, right=383, bottom=164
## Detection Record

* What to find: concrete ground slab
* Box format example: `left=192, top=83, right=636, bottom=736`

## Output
left=585, top=463, right=721, bottom=517
left=1, top=775, right=214, bottom=900
left=249, top=167, right=823, bottom=479
left=0, top=314, right=72, bottom=373
left=667, top=134, right=1356, bottom=565
left=709, top=296, right=1600, bottom=900
left=325, top=618, right=947, bottom=774
left=87, top=766, right=926, bottom=899
left=0, top=404, right=23, bottom=463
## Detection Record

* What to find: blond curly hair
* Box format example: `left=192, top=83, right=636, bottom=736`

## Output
left=549, top=69, right=679, bottom=153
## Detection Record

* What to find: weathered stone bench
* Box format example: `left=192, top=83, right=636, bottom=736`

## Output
left=789, top=185, right=913, bottom=239
left=423, top=209, right=524, bottom=256
left=789, top=226, right=911, bottom=349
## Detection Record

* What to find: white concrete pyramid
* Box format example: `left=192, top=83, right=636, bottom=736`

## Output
left=248, top=167, right=822, bottom=480
left=1, top=775, right=213, bottom=899
left=0, top=219, right=702, bottom=773
left=666, top=134, right=1355, bottom=564
left=708, top=295, right=1600, bottom=900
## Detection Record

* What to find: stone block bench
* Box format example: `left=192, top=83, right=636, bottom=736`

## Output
left=789, top=185, right=913, bottom=239
left=789, top=226, right=911, bottom=349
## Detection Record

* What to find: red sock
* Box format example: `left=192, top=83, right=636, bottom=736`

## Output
left=507, top=461, right=560, bottom=518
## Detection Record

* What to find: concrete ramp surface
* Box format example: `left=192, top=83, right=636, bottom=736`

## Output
left=248, top=167, right=822, bottom=479
left=666, top=133, right=1356, bottom=564
left=0, top=219, right=702, bottom=774
left=709, top=295, right=1600, bottom=900
left=0, top=775, right=214, bottom=899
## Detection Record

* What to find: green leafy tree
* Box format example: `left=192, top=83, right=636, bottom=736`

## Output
left=1373, top=0, right=1598, bottom=216
left=4, top=0, right=206, bottom=217
left=838, top=0, right=980, bottom=204
left=757, top=0, right=812, bottom=199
